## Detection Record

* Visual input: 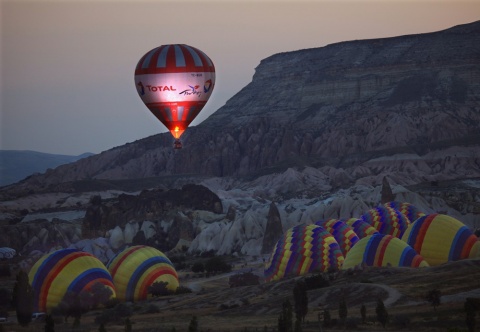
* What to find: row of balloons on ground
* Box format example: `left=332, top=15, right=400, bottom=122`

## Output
left=264, top=201, right=480, bottom=281
left=28, top=201, right=479, bottom=314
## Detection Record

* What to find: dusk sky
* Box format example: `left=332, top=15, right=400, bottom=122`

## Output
left=2, top=0, right=479, bottom=155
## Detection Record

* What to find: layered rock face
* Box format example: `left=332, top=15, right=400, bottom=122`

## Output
left=3, top=21, right=479, bottom=195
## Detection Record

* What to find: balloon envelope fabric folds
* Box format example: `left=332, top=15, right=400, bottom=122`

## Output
left=264, top=224, right=344, bottom=282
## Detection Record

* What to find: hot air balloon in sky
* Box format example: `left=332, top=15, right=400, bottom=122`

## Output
left=107, top=245, right=179, bottom=302
left=264, top=224, right=344, bottom=282
left=342, top=233, right=429, bottom=270
left=134, top=44, right=215, bottom=149
left=28, top=249, right=115, bottom=313
left=401, top=214, right=480, bottom=266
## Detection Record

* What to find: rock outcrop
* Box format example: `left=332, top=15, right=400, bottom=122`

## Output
left=2, top=21, right=479, bottom=197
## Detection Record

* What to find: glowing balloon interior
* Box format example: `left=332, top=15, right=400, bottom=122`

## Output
left=134, top=44, right=215, bottom=148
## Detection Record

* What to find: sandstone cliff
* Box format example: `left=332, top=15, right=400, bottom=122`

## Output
left=1, top=21, right=479, bottom=196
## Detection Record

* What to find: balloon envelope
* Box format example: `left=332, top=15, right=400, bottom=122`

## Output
left=264, top=224, right=344, bottom=282
left=384, top=201, right=426, bottom=224
left=342, top=233, right=429, bottom=270
left=361, top=206, right=410, bottom=238
left=28, top=249, right=115, bottom=313
left=315, top=219, right=360, bottom=256
left=134, top=44, right=215, bottom=140
left=107, top=245, right=179, bottom=302
left=345, top=218, right=379, bottom=239
left=401, top=214, right=480, bottom=266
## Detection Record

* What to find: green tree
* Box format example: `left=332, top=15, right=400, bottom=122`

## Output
left=339, top=297, right=348, bottom=326
left=360, top=304, right=366, bottom=324
left=44, top=314, right=55, bottom=332
left=124, top=317, right=132, bottom=332
left=465, top=298, right=480, bottom=332
left=293, top=280, right=308, bottom=322
left=376, top=298, right=388, bottom=328
left=12, top=271, right=34, bottom=327
left=323, top=309, right=331, bottom=328
left=278, top=299, right=293, bottom=332
left=426, top=288, right=441, bottom=311
left=188, top=315, right=198, bottom=332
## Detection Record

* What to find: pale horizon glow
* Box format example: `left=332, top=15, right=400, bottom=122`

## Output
left=1, top=0, right=479, bottom=155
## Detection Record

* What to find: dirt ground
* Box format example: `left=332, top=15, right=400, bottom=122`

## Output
left=1, top=258, right=480, bottom=331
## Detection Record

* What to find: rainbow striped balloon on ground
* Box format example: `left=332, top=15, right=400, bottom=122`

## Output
left=107, top=245, right=179, bottom=302
left=361, top=206, right=410, bottom=238
left=401, top=214, right=480, bottom=266
left=345, top=218, right=379, bottom=239
left=28, top=249, right=116, bottom=313
left=384, top=201, right=426, bottom=224
left=342, top=233, right=429, bottom=270
left=264, top=224, right=344, bottom=282
left=315, top=219, right=360, bottom=256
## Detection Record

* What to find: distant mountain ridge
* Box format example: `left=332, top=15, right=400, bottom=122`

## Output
left=0, top=150, right=94, bottom=187
left=2, top=20, right=479, bottom=195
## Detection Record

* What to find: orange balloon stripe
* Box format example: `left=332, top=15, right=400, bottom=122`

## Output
left=138, top=268, right=178, bottom=300
left=411, top=214, right=436, bottom=253
left=109, top=245, right=144, bottom=277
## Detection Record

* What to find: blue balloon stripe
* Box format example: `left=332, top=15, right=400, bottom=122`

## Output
left=125, top=256, right=172, bottom=301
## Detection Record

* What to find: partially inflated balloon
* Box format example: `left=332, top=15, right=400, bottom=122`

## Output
left=384, top=201, right=426, bottom=224
left=28, top=249, right=115, bottom=313
left=401, top=214, right=480, bottom=266
left=315, top=219, right=359, bottom=256
left=264, top=224, right=344, bottom=282
left=361, top=206, right=410, bottom=238
left=134, top=44, right=215, bottom=148
left=345, top=218, right=379, bottom=239
left=107, top=245, right=178, bottom=302
left=342, top=233, right=429, bottom=270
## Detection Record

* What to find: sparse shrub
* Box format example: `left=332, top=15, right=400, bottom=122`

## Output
left=149, top=281, right=173, bottom=297
left=303, top=274, right=330, bottom=290
left=175, top=286, right=192, bottom=294
left=393, top=314, right=411, bottom=329
left=345, top=317, right=359, bottom=329
left=191, top=262, right=204, bottom=273
left=360, top=278, right=373, bottom=283
left=204, top=256, right=231, bottom=274
left=144, top=304, right=160, bottom=314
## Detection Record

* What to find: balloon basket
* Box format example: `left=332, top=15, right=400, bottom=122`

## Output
left=173, top=140, right=182, bottom=149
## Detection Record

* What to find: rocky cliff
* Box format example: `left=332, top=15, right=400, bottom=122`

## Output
left=2, top=21, right=479, bottom=196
